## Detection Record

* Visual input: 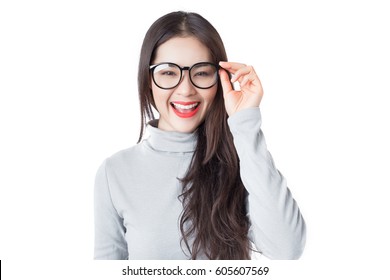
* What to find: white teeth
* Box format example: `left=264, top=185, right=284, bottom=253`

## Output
left=171, top=102, right=199, bottom=110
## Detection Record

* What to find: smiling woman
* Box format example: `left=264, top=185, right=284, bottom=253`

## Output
left=94, top=11, right=306, bottom=260
left=150, top=36, right=218, bottom=133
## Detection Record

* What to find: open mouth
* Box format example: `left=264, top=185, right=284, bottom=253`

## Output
left=170, top=102, right=200, bottom=118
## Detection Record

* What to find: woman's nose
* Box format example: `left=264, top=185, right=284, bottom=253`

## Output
left=175, top=71, right=196, bottom=96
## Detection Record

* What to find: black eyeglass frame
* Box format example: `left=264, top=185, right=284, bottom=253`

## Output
left=149, top=62, right=220, bottom=90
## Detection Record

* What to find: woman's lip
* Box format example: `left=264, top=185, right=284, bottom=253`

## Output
left=170, top=102, right=201, bottom=118
left=171, top=101, right=200, bottom=105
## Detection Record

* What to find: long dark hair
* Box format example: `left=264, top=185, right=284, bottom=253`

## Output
left=137, top=11, right=251, bottom=259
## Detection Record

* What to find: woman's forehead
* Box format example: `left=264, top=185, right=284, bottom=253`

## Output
left=153, top=36, right=211, bottom=65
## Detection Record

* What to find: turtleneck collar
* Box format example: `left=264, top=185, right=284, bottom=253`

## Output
left=144, top=120, right=197, bottom=153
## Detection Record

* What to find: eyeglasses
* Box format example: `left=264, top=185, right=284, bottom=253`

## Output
left=149, top=62, right=219, bottom=90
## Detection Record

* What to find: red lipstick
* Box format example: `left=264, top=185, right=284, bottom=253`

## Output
left=170, top=101, right=200, bottom=118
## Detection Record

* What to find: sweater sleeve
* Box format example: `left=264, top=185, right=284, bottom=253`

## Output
left=94, top=159, right=128, bottom=260
left=228, top=108, right=306, bottom=259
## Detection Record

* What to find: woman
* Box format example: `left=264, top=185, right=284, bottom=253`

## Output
left=94, top=11, right=306, bottom=260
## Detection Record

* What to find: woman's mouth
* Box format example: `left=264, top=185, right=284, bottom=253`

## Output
left=170, top=101, right=200, bottom=118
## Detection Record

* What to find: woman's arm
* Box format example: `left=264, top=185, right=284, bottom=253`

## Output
left=228, top=107, right=306, bottom=259
left=220, top=61, right=306, bottom=259
left=94, top=160, right=128, bottom=260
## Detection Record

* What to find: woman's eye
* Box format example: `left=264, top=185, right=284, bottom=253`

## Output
left=194, top=71, right=209, bottom=77
left=162, top=71, right=177, bottom=76
left=160, top=71, right=178, bottom=77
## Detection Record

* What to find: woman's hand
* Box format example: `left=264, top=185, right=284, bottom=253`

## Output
left=219, top=61, right=263, bottom=116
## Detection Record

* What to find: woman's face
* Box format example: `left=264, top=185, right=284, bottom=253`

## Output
left=151, top=36, right=218, bottom=133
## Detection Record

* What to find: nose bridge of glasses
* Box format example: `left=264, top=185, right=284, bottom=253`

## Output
left=178, top=66, right=192, bottom=83
left=177, top=66, right=194, bottom=90
left=179, top=66, right=191, bottom=81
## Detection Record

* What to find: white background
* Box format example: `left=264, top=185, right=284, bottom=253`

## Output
left=1, top=0, right=389, bottom=279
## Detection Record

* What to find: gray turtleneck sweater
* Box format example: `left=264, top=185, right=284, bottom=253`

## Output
left=94, top=108, right=306, bottom=260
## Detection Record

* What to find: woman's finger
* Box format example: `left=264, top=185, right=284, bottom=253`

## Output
left=234, top=65, right=260, bottom=86
left=219, top=68, right=233, bottom=95
left=220, top=62, right=255, bottom=83
left=219, top=61, right=247, bottom=73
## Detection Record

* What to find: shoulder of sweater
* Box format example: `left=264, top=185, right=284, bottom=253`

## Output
left=104, top=142, right=143, bottom=167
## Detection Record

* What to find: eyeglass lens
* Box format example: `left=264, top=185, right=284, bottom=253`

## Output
left=152, top=63, right=218, bottom=89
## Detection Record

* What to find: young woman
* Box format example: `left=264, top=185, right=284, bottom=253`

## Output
left=94, top=11, right=306, bottom=260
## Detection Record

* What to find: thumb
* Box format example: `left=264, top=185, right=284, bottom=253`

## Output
left=219, top=68, right=233, bottom=97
